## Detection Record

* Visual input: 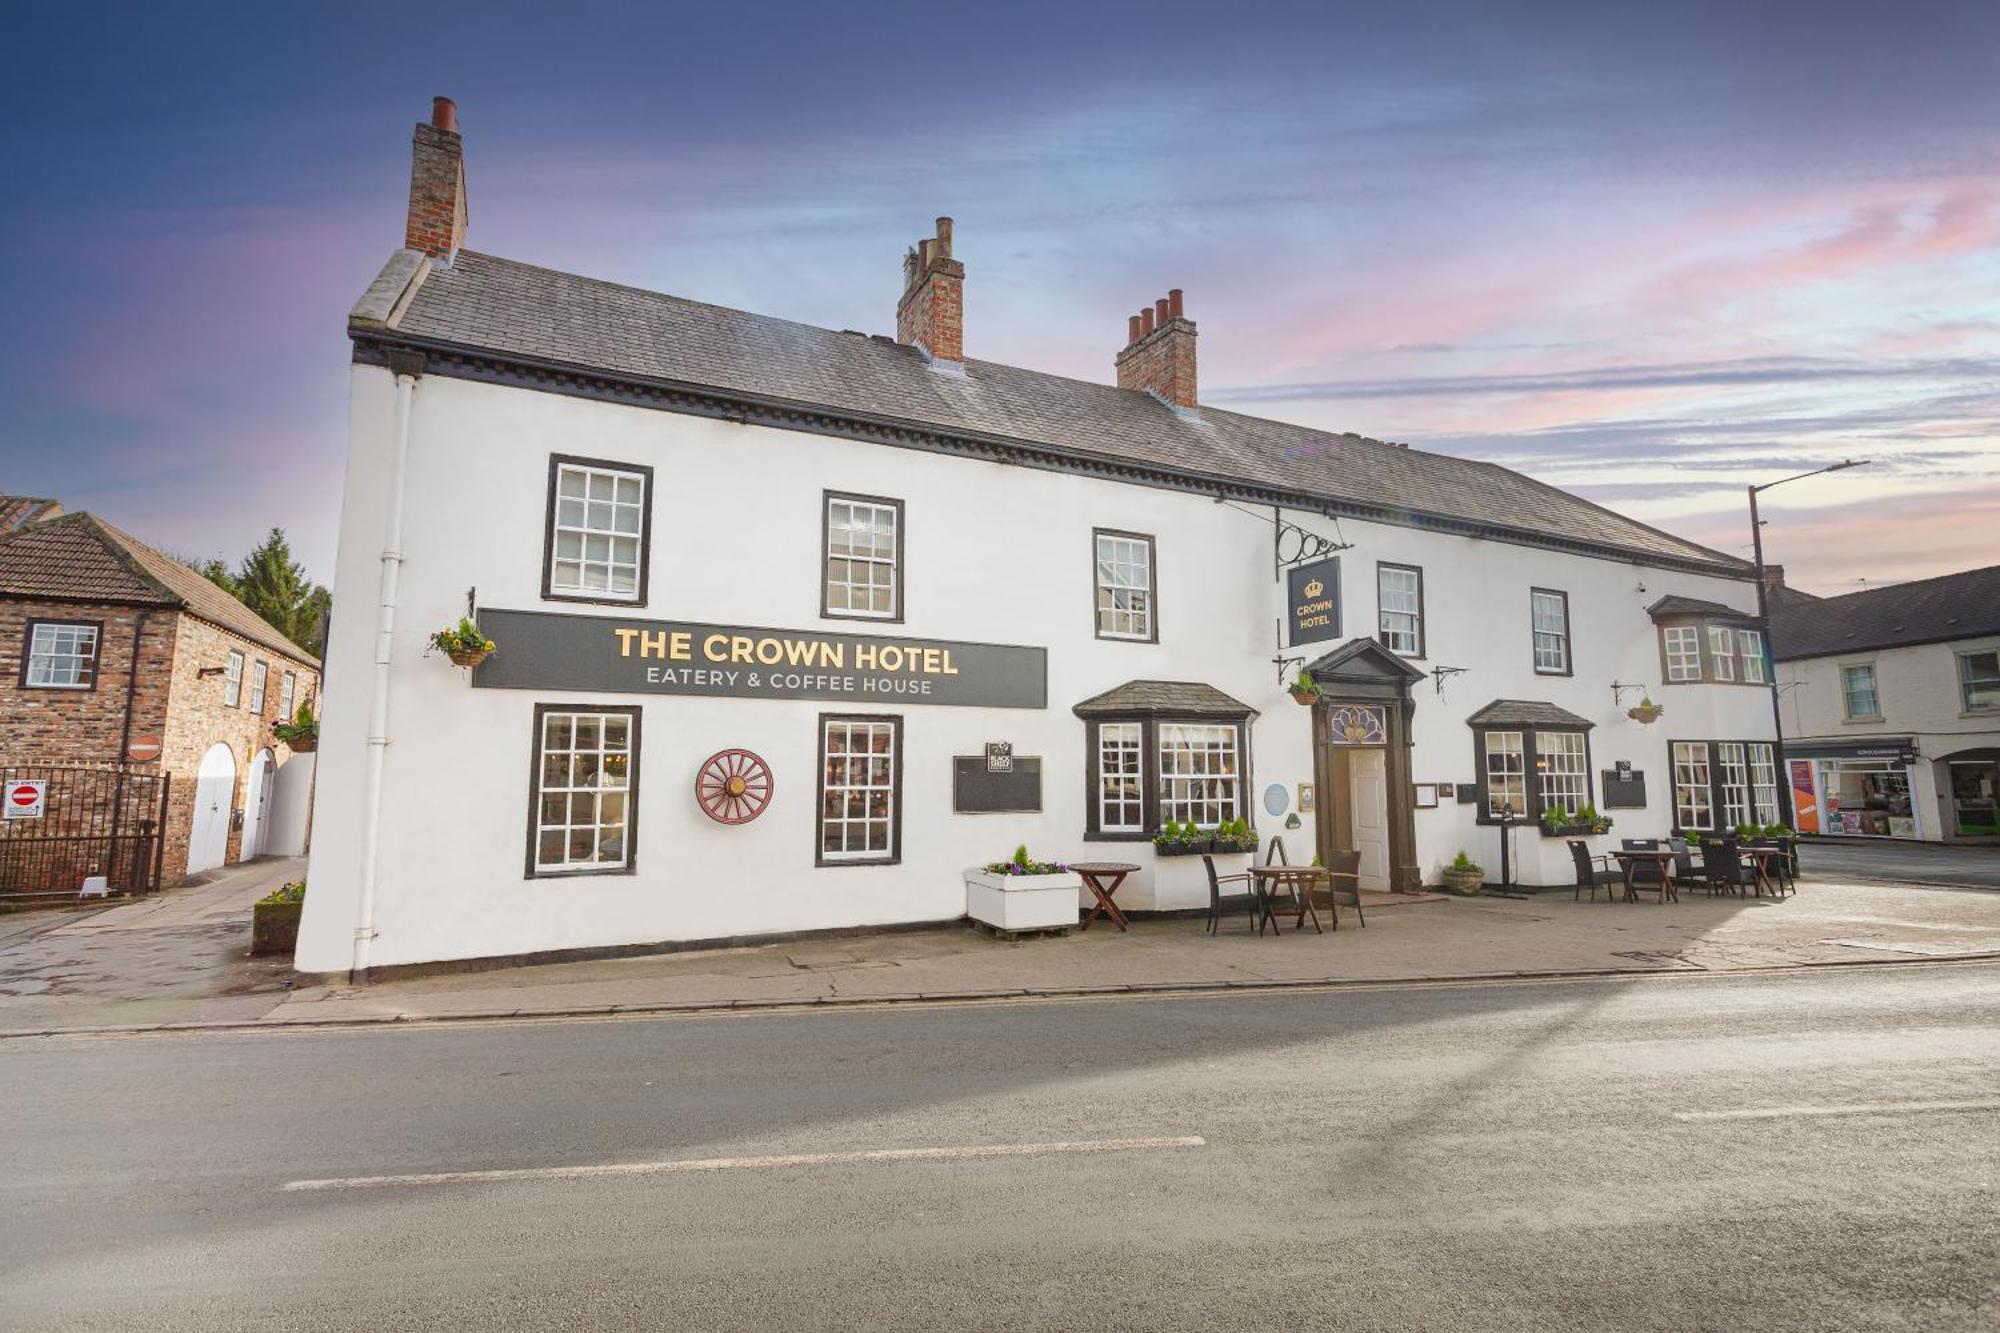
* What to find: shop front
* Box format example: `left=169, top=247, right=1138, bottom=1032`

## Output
left=1942, top=749, right=2000, bottom=839
left=1786, top=739, right=1922, bottom=839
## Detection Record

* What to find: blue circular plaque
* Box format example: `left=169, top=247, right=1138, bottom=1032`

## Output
left=1263, top=782, right=1289, bottom=817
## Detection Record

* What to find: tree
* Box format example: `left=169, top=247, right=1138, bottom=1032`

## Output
left=199, top=529, right=331, bottom=657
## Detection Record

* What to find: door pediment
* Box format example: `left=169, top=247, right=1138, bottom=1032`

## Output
left=1303, top=638, right=1425, bottom=691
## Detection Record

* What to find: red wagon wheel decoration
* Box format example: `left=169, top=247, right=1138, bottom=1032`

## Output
left=696, top=749, right=773, bottom=825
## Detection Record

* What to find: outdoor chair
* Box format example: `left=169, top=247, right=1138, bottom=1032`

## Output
left=1667, top=838, right=1704, bottom=890
left=1699, top=838, right=1758, bottom=897
left=1320, top=849, right=1364, bottom=927
left=1202, top=854, right=1265, bottom=936
left=1568, top=839, right=1619, bottom=902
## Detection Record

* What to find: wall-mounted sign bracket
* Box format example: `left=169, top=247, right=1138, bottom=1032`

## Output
left=1430, top=665, right=1468, bottom=698
left=1271, top=619, right=1306, bottom=686
left=1610, top=680, right=1651, bottom=708
left=1273, top=507, right=1354, bottom=582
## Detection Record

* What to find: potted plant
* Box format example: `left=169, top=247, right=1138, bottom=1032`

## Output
left=1627, top=696, right=1664, bottom=725
left=271, top=698, right=319, bottom=753
left=1288, top=669, right=1321, bottom=707
left=428, top=616, right=496, bottom=669
left=1152, top=820, right=1204, bottom=856
left=1213, top=817, right=1260, bottom=854
left=1577, top=802, right=1612, bottom=836
left=1440, top=852, right=1484, bottom=896
left=964, top=844, right=1081, bottom=933
left=252, top=879, right=306, bottom=956
left=1540, top=805, right=1573, bottom=837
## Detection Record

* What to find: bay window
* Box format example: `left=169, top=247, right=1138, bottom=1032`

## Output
left=1664, top=625, right=1701, bottom=682
left=1077, top=685, right=1255, bottom=839
left=1157, top=723, right=1241, bottom=827
left=1483, top=731, right=1526, bottom=819
left=1708, top=626, right=1736, bottom=682
left=1536, top=731, right=1589, bottom=813
left=1095, top=722, right=1145, bottom=833
left=1739, top=629, right=1768, bottom=684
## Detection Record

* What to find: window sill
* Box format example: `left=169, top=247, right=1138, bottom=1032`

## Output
left=21, top=682, right=94, bottom=691
left=1841, top=716, right=1886, bottom=726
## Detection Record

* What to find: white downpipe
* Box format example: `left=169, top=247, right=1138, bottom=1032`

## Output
left=353, top=370, right=417, bottom=980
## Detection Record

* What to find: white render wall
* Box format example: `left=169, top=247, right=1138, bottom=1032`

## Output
left=296, top=366, right=1775, bottom=972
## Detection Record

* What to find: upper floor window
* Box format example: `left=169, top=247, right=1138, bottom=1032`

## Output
left=1530, top=589, right=1571, bottom=675
left=248, top=660, right=268, bottom=714
left=823, top=493, right=903, bottom=621
left=1739, top=629, right=1768, bottom=684
left=1657, top=617, right=1767, bottom=685
left=22, top=621, right=100, bottom=690
left=544, top=457, right=650, bottom=605
left=1093, top=530, right=1156, bottom=641
left=1960, top=650, right=2000, bottom=713
left=1841, top=663, right=1881, bottom=720
left=279, top=671, right=296, bottom=720
left=1664, top=625, right=1702, bottom=681
left=224, top=650, right=244, bottom=707
left=1377, top=563, right=1424, bottom=657
left=1708, top=626, right=1736, bottom=682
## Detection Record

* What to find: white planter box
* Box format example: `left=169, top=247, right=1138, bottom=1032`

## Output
left=964, top=868, right=1083, bottom=932
left=1131, top=851, right=1254, bottom=911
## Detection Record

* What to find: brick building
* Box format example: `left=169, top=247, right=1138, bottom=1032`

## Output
left=0, top=504, right=322, bottom=884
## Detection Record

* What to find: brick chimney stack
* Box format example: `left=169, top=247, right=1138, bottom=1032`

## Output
left=405, top=96, right=468, bottom=262
left=896, top=217, right=964, bottom=365
left=1116, top=288, right=1197, bottom=411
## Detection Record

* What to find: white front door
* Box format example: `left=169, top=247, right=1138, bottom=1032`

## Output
left=240, top=748, right=274, bottom=859
left=1350, top=748, right=1390, bottom=891
left=188, top=742, right=236, bottom=874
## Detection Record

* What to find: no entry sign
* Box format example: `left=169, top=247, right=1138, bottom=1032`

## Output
left=4, top=780, right=47, bottom=819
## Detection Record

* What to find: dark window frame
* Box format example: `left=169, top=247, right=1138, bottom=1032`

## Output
left=1082, top=715, right=1254, bottom=840
left=18, top=617, right=104, bottom=692
left=1470, top=723, right=1595, bottom=826
left=523, top=702, right=643, bottom=880
left=1375, top=561, right=1425, bottom=659
left=540, top=453, right=656, bottom=609
left=814, top=712, right=905, bottom=867
left=1090, top=528, right=1160, bottom=644
left=1654, top=615, right=1769, bottom=687
left=820, top=491, right=906, bottom=625
left=1529, top=587, right=1573, bottom=677
left=1666, top=737, right=1781, bottom=836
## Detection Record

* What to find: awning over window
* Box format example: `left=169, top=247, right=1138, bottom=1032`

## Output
left=1466, top=698, right=1594, bottom=729
left=1072, top=680, right=1257, bottom=720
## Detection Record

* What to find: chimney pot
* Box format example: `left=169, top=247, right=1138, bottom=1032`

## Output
left=1116, top=287, right=1199, bottom=410
left=935, top=216, right=953, bottom=257
left=1127, top=314, right=1142, bottom=344
left=431, top=96, right=458, bottom=132
left=1141, top=307, right=1156, bottom=335
left=406, top=97, right=468, bottom=260
left=1154, top=297, right=1171, bottom=326
left=1168, top=288, right=1184, bottom=318
left=895, top=215, right=966, bottom=364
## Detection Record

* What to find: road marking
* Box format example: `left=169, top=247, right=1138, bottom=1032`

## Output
left=283, top=1135, right=1207, bottom=1192
left=1673, top=1100, right=2000, bottom=1122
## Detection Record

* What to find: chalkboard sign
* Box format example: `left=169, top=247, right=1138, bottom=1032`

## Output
left=1601, top=769, right=1648, bottom=809
left=1455, top=784, right=1481, bottom=805
left=953, top=755, right=1043, bottom=813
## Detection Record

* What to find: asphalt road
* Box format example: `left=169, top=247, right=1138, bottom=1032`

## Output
left=1799, top=838, right=2000, bottom=888
left=4, top=964, right=1997, bottom=1331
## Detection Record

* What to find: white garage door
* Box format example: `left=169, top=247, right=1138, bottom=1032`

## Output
left=188, top=742, right=236, bottom=874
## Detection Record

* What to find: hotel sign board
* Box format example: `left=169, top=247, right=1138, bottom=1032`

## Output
left=471, top=609, right=1047, bottom=709
left=1286, top=557, right=1341, bottom=647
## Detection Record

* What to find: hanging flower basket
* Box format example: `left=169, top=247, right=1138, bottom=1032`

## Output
left=448, top=647, right=491, bottom=669
left=1627, top=700, right=1664, bottom=725
left=429, top=617, right=496, bottom=671
left=1288, top=669, right=1321, bottom=707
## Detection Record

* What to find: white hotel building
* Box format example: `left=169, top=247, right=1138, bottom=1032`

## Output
left=296, top=100, right=1778, bottom=978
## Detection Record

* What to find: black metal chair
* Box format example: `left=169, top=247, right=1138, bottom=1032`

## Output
left=1320, top=849, right=1364, bottom=927
left=1699, top=838, right=1758, bottom=897
left=1203, top=854, right=1265, bottom=936
left=1667, top=837, right=1704, bottom=890
left=1568, top=839, right=1619, bottom=902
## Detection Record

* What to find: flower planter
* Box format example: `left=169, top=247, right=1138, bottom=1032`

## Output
left=1153, top=838, right=1261, bottom=858
left=282, top=735, right=317, bottom=753
left=964, top=867, right=1083, bottom=933
left=1627, top=704, right=1664, bottom=725
left=251, top=899, right=303, bottom=956
left=1440, top=866, right=1484, bottom=896
left=1289, top=689, right=1319, bottom=707
left=448, top=648, right=491, bottom=670
left=1148, top=849, right=1252, bottom=911
left=1539, top=823, right=1611, bottom=838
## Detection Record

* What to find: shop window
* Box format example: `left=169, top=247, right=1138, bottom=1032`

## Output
left=824, top=493, right=903, bottom=621
left=1482, top=731, right=1526, bottom=819
left=248, top=660, right=268, bottom=714
left=1377, top=563, right=1424, bottom=657
left=1841, top=664, right=1881, bottom=720
left=544, top=456, right=651, bottom=605
left=1096, top=722, right=1145, bottom=833
left=1157, top=723, right=1240, bottom=827
left=1949, top=762, right=1999, bottom=837
left=1821, top=759, right=1917, bottom=837
left=817, top=715, right=901, bottom=864
left=224, top=651, right=244, bottom=707
left=21, top=620, right=100, bottom=690
left=1739, top=630, right=1768, bottom=685
left=1093, top=530, right=1156, bottom=641
left=1530, top=589, right=1570, bottom=675
left=1708, top=627, right=1736, bottom=682
left=1958, top=650, right=2000, bottom=713
left=279, top=671, right=296, bottom=720
left=529, top=706, right=638, bottom=876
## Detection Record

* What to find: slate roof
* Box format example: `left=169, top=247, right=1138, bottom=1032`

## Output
left=1770, top=564, right=2000, bottom=661
left=1072, top=680, right=1259, bottom=719
left=1466, top=699, right=1595, bottom=729
left=0, top=495, right=62, bottom=531
left=1645, top=594, right=1761, bottom=621
left=0, top=512, right=319, bottom=666
left=361, top=249, right=1747, bottom=575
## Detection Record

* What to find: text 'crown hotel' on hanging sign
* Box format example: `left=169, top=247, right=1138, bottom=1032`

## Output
left=470, top=609, right=1048, bottom=709
left=1286, top=556, right=1342, bottom=647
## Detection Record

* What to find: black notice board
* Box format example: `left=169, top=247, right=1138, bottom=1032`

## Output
left=1601, top=770, right=1648, bottom=809
left=953, top=756, right=1043, bottom=813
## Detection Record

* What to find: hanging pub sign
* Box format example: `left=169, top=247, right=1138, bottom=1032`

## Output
left=472, top=608, right=1047, bottom=709
left=1286, top=557, right=1341, bottom=647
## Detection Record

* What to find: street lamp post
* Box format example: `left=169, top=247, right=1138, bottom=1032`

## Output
left=1748, top=459, right=1869, bottom=823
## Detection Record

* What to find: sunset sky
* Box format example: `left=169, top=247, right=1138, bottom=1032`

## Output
left=3, top=1, right=1995, bottom=594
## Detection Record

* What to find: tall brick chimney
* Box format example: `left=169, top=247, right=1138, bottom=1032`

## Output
left=896, top=218, right=964, bottom=365
left=1116, top=289, right=1197, bottom=412
left=405, top=96, right=468, bottom=262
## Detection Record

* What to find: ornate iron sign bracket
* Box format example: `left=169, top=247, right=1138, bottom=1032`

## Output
left=1430, top=665, right=1468, bottom=698
left=1273, top=509, right=1354, bottom=582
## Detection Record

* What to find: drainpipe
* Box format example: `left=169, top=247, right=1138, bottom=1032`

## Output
left=108, top=610, right=152, bottom=890
left=353, top=353, right=422, bottom=981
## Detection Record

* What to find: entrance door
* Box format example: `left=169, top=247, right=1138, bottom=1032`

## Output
left=1349, top=748, right=1390, bottom=890
left=188, top=743, right=235, bottom=874
left=240, top=748, right=275, bottom=859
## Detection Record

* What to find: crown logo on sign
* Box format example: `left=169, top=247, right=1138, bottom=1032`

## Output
left=1304, top=579, right=1324, bottom=598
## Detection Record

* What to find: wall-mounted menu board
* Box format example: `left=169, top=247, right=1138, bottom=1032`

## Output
left=953, top=756, right=1043, bottom=813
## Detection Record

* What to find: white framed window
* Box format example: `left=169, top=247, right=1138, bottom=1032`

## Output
left=1717, top=742, right=1751, bottom=828
left=1841, top=663, right=1880, bottom=719
left=1749, top=743, right=1780, bottom=824
left=819, top=716, right=899, bottom=862
left=1377, top=563, right=1423, bottom=656
left=1663, top=625, right=1702, bottom=681
left=1096, top=722, right=1145, bottom=833
left=1535, top=731, right=1589, bottom=814
left=1738, top=629, right=1767, bottom=684
left=1708, top=626, right=1736, bottom=682
left=1673, top=741, right=1714, bottom=830
left=1958, top=650, right=2000, bottom=712
left=531, top=707, right=636, bottom=875
left=278, top=671, right=296, bottom=720
left=546, top=458, right=648, bottom=602
left=224, top=650, right=244, bottom=707
left=1094, top=530, right=1156, bottom=641
left=23, top=621, right=100, bottom=689
left=1484, top=730, right=1526, bottom=819
left=248, top=660, right=268, bottom=714
left=1157, top=723, right=1240, bottom=827
left=1530, top=589, right=1570, bottom=674
left=824, top=493, right=902, bottom=620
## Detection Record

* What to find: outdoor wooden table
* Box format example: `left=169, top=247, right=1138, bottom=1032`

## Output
left=1609, top=849, right=1678, bottom=904
left=1070, top=862, right=1140, bottom=932
left=1743, top=846, right=1788, bottom=898
left=1250, top=865, right=1326, bottom=933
